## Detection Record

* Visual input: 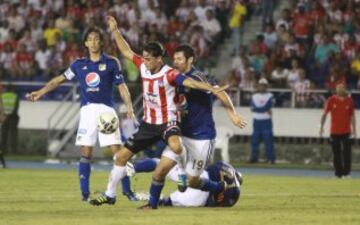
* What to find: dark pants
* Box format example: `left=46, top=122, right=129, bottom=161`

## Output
left=1, top=114, right=19, bottom=154
left=251, top=119, right=275, bottom=162
left=329, top=133, right=352, bottom=177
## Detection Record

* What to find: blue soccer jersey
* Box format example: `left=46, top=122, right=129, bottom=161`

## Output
left=63, top=53, right=124, bottom=107
left=179, top=67, right=217, bottom=140
left=205, top=162, right=241, bottom=207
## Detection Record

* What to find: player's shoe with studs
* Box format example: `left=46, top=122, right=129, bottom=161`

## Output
left=177, top=174, right=187, bottom=192
left=89, top=193, right=116, bottom=206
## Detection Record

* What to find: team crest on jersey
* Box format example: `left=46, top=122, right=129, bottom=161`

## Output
left=85, top=72, right=100, bottom=87
left=99, top=64, right=106, bottom=71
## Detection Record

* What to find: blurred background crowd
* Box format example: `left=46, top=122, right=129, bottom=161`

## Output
left=0, top=0, right=360, bottom=105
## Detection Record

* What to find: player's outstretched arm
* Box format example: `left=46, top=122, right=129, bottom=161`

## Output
left=28, top=75, right=66, bottom=101
left=182, top=78, right=228, bottom=94
left=214, top=91, right=247, bottom=129
left=107, top=16, right=135, bottom=61
left=117, top=83, right=136, bottom=122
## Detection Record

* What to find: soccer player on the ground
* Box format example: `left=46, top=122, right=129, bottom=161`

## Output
left=127, top=159, right=242, bottom=207
left=28, top=27, right=135, bottom=201
left=89, top=16, right=227, bottom=209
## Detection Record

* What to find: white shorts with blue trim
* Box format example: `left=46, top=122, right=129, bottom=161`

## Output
left=75, top=103, right=122, bottom=147
left=162, top=136, right=215, bottom=177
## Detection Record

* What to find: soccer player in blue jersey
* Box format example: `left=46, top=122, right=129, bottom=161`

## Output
left=161, top=44, right=247, bottom=195
left=28, top=27, right=135, bottom=201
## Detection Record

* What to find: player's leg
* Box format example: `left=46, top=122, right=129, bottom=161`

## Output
left=250, top=120, right=261, bottom=163
left=90, top=122, right=159, bottom=206
left=76, top=105, right=98, bottom=201
left=167, top=135, right=187, bottom=192
left=79, top=146, right=93, bottom=201
left=131, top=158, right=160, bottom=174
left=330, top=135, right=342, bottom=178
left=184, top=138, right=225, bottom=193
left=263, top=119, right=275, bottom=164
left=141, top=127, right=185, bottom=209
left=342, top=134, right=352, bottom=176
left=144, top=156, right=177, bottom=209
left=164, top=188, right=209, bottom=207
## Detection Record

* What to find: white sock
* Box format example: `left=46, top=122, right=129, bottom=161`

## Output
left=105, top=165, right=126, bottom=198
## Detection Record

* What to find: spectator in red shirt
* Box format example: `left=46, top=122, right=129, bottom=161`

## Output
left=320, top=82, right=356, bottom=178
left=292, top=4, right=311, bottom=44
left=15, top=43, right=35, bottom=78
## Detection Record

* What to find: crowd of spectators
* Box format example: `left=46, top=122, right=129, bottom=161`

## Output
left=227, top=0, right=360, bottom=107
left=0, top=0, right=253, bottom=84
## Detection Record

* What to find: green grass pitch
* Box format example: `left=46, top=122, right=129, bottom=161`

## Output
left=0, top=169, right=359, bottom=225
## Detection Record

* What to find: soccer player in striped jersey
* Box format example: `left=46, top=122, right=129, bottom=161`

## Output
left=89, top=16, right=227, bottom=209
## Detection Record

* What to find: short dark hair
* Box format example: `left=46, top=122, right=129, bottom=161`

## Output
left=174, top=44, right=195, bottom=59
left=82, top=27, right=104, bottom=46
left=142, top=42, right=165, bottom=57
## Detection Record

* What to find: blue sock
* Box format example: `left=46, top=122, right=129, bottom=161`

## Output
left=79, top=156, right=91, bottom=199
left=121, top=176, right=131, bottom=193
left=200, top=178, right=223, bottom=193
left=134, top=158, right=157, bottom=173
left=149, top=179, right=164, bottom=209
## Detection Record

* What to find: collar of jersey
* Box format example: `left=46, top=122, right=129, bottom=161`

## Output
left=185, top=66, right=197, bottom=76
left=85, top=53, right=107, bottom=63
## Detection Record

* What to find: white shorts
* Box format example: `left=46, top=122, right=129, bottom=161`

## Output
left=75, top=103, right=122, bottom=147
left=162, top=137, right=215, bottom=177
left=166, top=164, right=210, bottom=207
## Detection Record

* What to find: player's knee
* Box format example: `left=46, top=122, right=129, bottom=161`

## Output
left=167, top=137, right=183, bottom=155
left=80, top=147, right=93, bottom=158
left=114, top=146, right=133, bottom=166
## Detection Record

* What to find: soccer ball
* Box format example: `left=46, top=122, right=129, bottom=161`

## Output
left=97, top=112, right=119, bottom=134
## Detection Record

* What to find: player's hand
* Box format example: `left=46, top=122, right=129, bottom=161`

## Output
left=212, top=84, right=229, bottom=94
left=319, top=127, right=324, bottom=137
left=351, top=129, right=357, bottom=139
left=106, top=16, right=118, bottom=32
left=27, top=91, right=43, bottom=102
left=230, top=113, right=247, bottom=129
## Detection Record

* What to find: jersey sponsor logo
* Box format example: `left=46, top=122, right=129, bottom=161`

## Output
left=99, top=64, right=106, bottom=71
left=146, top=92, right=159, bottom=108
left=82, top=65, right=87, bottom=70
left=86, top=72, right=100, bottom=87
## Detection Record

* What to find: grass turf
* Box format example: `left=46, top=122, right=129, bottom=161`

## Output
left=0, top=168, right=359, bottom=225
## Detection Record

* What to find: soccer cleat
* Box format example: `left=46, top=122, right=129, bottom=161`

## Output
left=123, top=191, right=139, bottom=201
left=126, top=162, right=136, bottom=177
left=137, top=203, right=156, bottom=210
left=89, top=193, right=116, bottom=206
left=177, top=174, right=187, bottom=192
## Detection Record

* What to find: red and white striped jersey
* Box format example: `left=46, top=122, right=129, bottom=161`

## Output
left=133, top=54, right=184, bottom=125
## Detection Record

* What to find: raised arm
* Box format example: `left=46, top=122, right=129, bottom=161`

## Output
left=107, top=16, right=135, bottom=61
left=214, top=90, right=247, bottom=128
left=28, top=75, right=67, bottom=101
